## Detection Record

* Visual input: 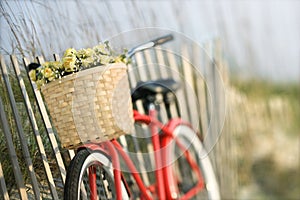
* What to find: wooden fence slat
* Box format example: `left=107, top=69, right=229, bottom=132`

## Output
left=212, top=39, right=238, bottom=198
left=191, top=43, right=210, bottom=139
left=195, top=79, right=208, bottom=137
left=142, top=49, right=169, bottom=124
left=129, top=55, right=148, bottom=116
left=202, top=42, right=218, bottom=173
left=180, top=45, right=200, bottom=129
left=211, top=52, right=220, bottom=173
left=212, top=39, right=224, bottom=134
left=155, top=49, right=179, bottom=118
left=213, top=38, right=229, bottom=84
left=23, top=57, right=67, bottom=184
left=133, top=52, right=148, bottom=82
left=10, top=55, right=59, bottom=199
left=143, top=49, right=158, bottom=79
left=128, top=59, right=146, bottom=181
left=0, top=56, right=41, bottom=200
left=166, top=50, right=190, bottom=121
left=202, top=42, right=212, bottom=127
left=0, top=92, right=28, bottom=200
left=0, top=160, right=10, bottom=200
left=154, top=48, right=168, bottom=79
left=0, top=35, right=236, bottom=198
left=127, top=63, right=138, bottom=89
left=205, top=41, right=230, bottom=180
left=129, top=53, right=151, bottom=186
left=53, top=54, right=60, bottom=61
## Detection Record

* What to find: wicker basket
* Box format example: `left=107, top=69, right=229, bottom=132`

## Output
left=41, top=63, right=134, bottom=149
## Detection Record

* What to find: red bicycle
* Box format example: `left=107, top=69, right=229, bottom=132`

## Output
left=64, top=35, right=220, bottom=200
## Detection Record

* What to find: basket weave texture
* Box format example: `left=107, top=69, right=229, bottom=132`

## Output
left=41, top=63, right=134, bottom=149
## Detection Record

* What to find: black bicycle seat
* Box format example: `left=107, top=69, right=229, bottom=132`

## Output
left=131, top=78, right=180, bottom=102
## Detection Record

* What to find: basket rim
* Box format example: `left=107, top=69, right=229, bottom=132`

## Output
left=41, top=62, right=127, bottom=90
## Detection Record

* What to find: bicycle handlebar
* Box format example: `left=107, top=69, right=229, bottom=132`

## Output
left=151, top=34, right=174, bottom=46
left=127, top=34, right=174, bottom=58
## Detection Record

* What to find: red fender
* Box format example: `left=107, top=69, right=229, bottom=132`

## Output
left=160, top=119, right=194, bottom=200
left=77, top=143, right=107, bottom=153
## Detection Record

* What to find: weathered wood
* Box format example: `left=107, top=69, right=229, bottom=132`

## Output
left=154, top=48, right=179, bottom=118
left=0, top=158, right=10, bottom=200
left=0, top=56, right=41, bottom=200
left=165, top=49, right=190, bottom=121
left=53, top=54, right=60, bottom=61
left=0, top=90, right=28, bottom=200
left=181, top=45, right=200, bottom=129
left=127, top=62, right=138, bottom=89
left=129, top=52, right=151, bottom=186
left=143, top=50, right=158, bottom=79
left=154, top=48, right=169, bottom=79
left=192, top=43, right=209, bottom=139
left=23, top=57, right=67, bottom=184
left=212, top=39, right=238, bottom=199
left=202, top=42, right=220, bottom=173
left=10, top=55, right=59, bottom=199
left=133, top=51, right=149, bottom=82
left=197, top=43, right=217, bottom=139
left=142, top=49, right=169, bottom=123
left=0, top=37, right=236, bottom=198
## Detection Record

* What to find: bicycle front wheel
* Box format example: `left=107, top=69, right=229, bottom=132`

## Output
left=64, top=148, right=129, bottom=200
left=162, top=124, right=221, bottom=200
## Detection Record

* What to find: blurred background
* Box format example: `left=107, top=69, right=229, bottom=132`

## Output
left=1, top=0, right=299, bottom=199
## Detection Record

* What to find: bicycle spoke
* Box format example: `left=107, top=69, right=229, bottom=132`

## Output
left=162, top=124, right=220, bottom=199
left=64, top=150, right=129, bottom=200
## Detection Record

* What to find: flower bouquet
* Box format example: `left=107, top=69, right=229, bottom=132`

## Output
left=29, top=41, right=129, bottom=89
left=29, top=42, right=134, bottom=149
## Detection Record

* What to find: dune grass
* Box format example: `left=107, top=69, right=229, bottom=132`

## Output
left=231, top=77, right=300, bottom=199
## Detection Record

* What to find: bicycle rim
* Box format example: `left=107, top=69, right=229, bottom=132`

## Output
left=164, top=124, right=221, bottom=200
left=64, top=149, right=129, bottom=200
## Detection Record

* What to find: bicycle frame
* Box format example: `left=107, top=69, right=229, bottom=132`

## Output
left=75, top=34, right=205, bottom=200
left=79, top=104, right=205, bottom=200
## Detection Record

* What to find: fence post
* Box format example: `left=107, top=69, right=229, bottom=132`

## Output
left=23, top=57, right=67, bottom=184
left=0, top=161, right=9, bottom=200
left=11, top=55, right=59, bottom=199
left=0, top=90, right=28, bottom=200
left=0, top=55, right=41, bottom=200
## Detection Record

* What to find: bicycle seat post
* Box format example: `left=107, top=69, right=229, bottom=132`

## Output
left=147, top=100, right=166, bottom=198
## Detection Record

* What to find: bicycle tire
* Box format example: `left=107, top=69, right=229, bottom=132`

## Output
left=163, top=124, right=221, bottom=200
left=64, top=148, right=129, bottom=200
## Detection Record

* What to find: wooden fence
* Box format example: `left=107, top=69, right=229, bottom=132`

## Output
left=0, top=38, right=237, bottom=199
